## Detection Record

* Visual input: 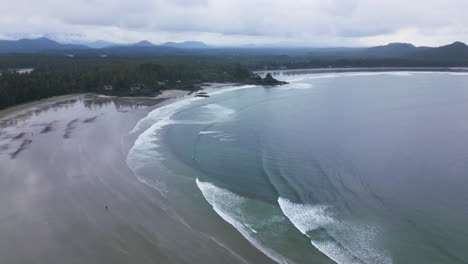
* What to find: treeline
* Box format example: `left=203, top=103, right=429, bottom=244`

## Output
left=0, top=55, right=253, bottom=110
left=4, top=52, right=466, bottom=72
left=252, top=57, right=468, bottom=70
left=2, top=52, right=467, bottom=110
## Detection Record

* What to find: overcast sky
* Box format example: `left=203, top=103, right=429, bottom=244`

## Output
left=1, top=0, right=468, bottom=47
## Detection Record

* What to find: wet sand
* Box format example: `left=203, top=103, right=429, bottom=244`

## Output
left=0, top=93, right=276, bottom=264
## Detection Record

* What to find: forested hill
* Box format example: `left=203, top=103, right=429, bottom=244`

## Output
left=2, top=38, right=468, bottom=64
left=0, top=38, right=89, bottom=53
left=2, top=39, right=468, bottom=110
left=0, top=38, right=211, bottom=54
left=0, top=55, right=262, bottom=110
left=410, top=42, right=468, bottom=60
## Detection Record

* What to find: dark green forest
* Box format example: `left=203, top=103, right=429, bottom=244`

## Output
left=0, top=55, right=256, bottom=109
left=1, top=49, right=468, bottom=110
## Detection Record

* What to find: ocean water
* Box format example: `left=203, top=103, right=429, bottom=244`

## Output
left=127, top=72, right=468, bottom=264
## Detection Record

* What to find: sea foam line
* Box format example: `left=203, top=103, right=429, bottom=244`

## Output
left=282, top=72, right=415, bottom=83
left=130, top=96, right=202, bottom=135
left=196, top=179, right=291, bottom=264
left=127, top=85, right=251, bottom=195
left=282, top=71, right=468, bottom=83
left=199, top=131, right=222, bottom=135
left=278, top=198, right=392, bottom=264
left=130, top=84, right=253, bottom=135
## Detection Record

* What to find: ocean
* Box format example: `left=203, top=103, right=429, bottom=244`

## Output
left=127, top=71, right=468, bottom=264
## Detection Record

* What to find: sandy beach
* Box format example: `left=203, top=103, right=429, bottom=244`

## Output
left=0, top=92, right=276, bottom=264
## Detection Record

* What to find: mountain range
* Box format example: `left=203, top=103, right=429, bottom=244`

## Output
left=1, top=38, right=468, bottom=61
left=305, top=42, right=468, bottom=61
left=0, top=38, right=211, bottom=53
left=0, top=37, right=89, bottom=53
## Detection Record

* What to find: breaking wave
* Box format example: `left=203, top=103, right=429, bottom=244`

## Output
left=126, top=79, right=402, bottom=264
left=196, top=179, right=291, bottom=264
left=278, top=198, right=392, bottom=264
left=127, top=86, right=246, bottom=195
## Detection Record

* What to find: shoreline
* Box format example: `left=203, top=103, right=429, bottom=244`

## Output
left=0, top=93, right=88, bottom=122
left=148, top=72, right=468, bottom=264
left=0, top=82, right=235, bottom=120
left=2, top=72, right=468, bottom=263
left=0, top=82, right=276, bottom=264
left=255, top=66, right=468, bottom=75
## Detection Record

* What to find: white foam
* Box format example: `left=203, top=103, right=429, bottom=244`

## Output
left=127, top=92, right=209, bottom=195
left=201, top=104, right=235, bottom=114
left=278, top=198, right=335, bottom=234
left=312, top=241, right=361, bottom=264
left=130, top=100, right=235, bottom=163
left=130, top=96, right=202, bottom=135
left=198, top=104, right=236, bottom=121
left=199, top=131, right=222, bottom=135
left=408, top=71, right=468, bottom=76
left=126, top=116, right=175, bottom=195
left=219, top=138, right=236, bottom=142
left=281, top=70, right=468, bottom=83
left=96, top=94, right=115, bottom=98
left=387, top=72, right=413, bottom=76
left=283, top=74, right=339, bottom=82
left=345, top=72, right=410, bottom=77
left=448, top=72, right=468, bottom=76
left=282, top=72, right=416, bottom=83
left=207, top=85, right=255, bottom=96
left=127, top=86, right=245, bottom=194
left=278, top=198, right=392, bottom=264
left=196, top=179, right=290, bottom=264
left=280, top=83, right=314, bottom=90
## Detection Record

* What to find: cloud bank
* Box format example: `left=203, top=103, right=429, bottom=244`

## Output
left=1, top=0, right=468, bottom=46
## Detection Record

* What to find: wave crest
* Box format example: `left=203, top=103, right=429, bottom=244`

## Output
left=278, top=198, right=392, bottom=264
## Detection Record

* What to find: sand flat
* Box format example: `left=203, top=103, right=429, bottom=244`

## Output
left=0, top=94, right=276, bottom=264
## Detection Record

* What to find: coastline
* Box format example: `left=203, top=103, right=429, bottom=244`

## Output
left=0, top=83, right=235, bottom=120
left=125, top=81, right=337, bottom=264
left=0, top=89, right=188, bottom=120
left=144, top=71, right=468, bottom=264
left=0, top=83, right=277, bottom=264
left=0, top=93, right=88, bottom=122
left=255, top=66, right=468, bottom=76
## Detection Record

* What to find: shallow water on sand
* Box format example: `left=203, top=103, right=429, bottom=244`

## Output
left=0, top=94, right=277, bottom=264
left=128, top=72, right=468, bottom=264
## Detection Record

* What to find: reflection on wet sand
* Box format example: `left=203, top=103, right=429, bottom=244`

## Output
left=39, top=121, right=56, bottom=134
left=64, top=118, right=80, bottom=139
left=0, top=90, right=274, bottom=264
left=83, top=115, right=98, bottom=123
left=10, top=139, right=32, bottom=159
left=0, top=94, right=166, bottom=159
left=83, top=95, right=166, bottom=113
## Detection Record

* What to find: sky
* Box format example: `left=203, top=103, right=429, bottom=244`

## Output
left=1, top=0, right=468, bottom=47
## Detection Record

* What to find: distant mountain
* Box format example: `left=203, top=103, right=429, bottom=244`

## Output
left=305, top=42, right=435, bottom=59
left=133, top=40, right=154, bottom=47
left=0, top=37, right=89, bottom=53
left=2, top=37, right=468, bottom=63
left=161, top=41, right=209, bottom=49
left=412, top=41, right=468, bottom=60
left=96, top=45, right=185, bottom=55
left=363, top=43, right=430, bottom=57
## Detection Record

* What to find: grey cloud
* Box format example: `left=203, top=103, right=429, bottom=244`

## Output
left=1, top=0, right=467, bottom=46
